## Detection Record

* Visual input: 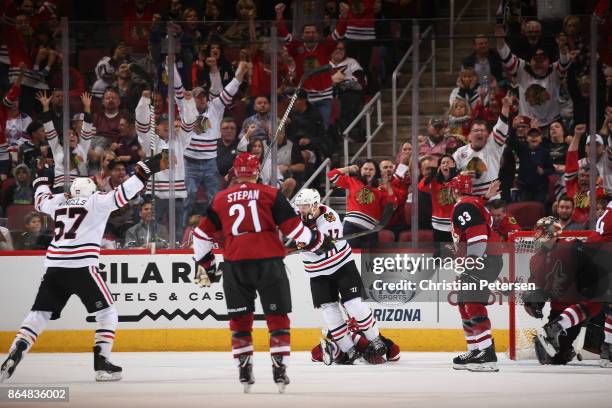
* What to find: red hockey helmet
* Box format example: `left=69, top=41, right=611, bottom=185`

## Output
left=233, top=153, right=260, bottom=178
left=449, top=173, right=473, bottom=196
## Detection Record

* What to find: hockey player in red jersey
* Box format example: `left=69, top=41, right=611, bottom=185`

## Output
left=524, top=217, right=604, bottom=365
left=294, top=189, right=390, bottom=365
left=311, top=317, right=401, bottom=364
left=449, top=173, right=503, bottom=372
left=0, top=151, right=169, bottom=383
left=596, top=197, right=612, bottom=367
left=192, top=153, right=333, bottom=393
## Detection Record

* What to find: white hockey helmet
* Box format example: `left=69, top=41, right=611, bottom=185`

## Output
left=70, top=177, right=97, bottom=198
left=294, top=189, right=321, bottom=219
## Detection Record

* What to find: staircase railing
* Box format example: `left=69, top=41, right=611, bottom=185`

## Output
left=342, top=91, right=384, bottom=166
left=391, top=24, right=435, bottom=157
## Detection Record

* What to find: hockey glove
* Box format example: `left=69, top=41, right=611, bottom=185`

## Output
left=301, top=230, right=335, bottom=255
left=194, top=252, right=221, bottom=287
left=135, top=150, right=170, bottom=183
left=522, top=289, right=546, bottom=319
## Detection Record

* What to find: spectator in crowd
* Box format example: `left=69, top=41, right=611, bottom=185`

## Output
left=568, top=71, right=606, bottom=128
left=383, top=152, right=410, bottom=240
left=446, top=99, right=471, bottom=141
left=19, top=120, right=50, bottom=174
left=92, top=87, right=122, bottom=154
left=91, top=41, right=131, bottom=99
left=103, top=160, right=138, bottom=240
left=496, top=24, right=571, bottom=129
left=122, top=0, right=155, bottom=58
left=0, top=224, right=14, bottom=251
left=91, top=150, right=116, bottom=190
left=604, top=65, right=612, bottom=105
left=216, top=117, right=239, bottom=181
left=342, top=0, right=377, bottom=93
left=555, top=195, right=584, bottom=231
left=418, top=155, right=458, bottom=252
left=179, top=61, right=247, bottom=226
left=488, top=199, right=521, bottom=241
left=328, top=160, right=397, bottom=248
left=5, top=97, right=31, bottom=148
left=448, top=66, right=486, bottom=109
left=2, top=163, right=33, bottom=210
left=201, top=0, right=227, bottom=42
left=238, top=95, right=273, bottom=143
left=46, top=88, right=64, bottom=135
left=596, top=197, right=609, bottom=219
left=563, top=125, right=607, bottom=225
left=16, top=211, right=51, bottom=250
left=395, top=141, right=412, bottom=165
left=124, top=200, right=169, bottom=249
left=0, top=64, right=25, bottom=182
left=461, top=34, right=504, bottom=85
left=285, top=90, right=324, bottom=164
left=115, top=61, right=142, bottom=112
left=276, top=2, right=348, bottom=131
left=111, top=112, right=143, bottom=170
left=508, top=19, right=555, bottom=62
left=246, top=138, right=292, bottom=196
left=453, top=93, right=512, bottom=199
left=274, top=121, right=305, bottom=191
left=192, top=41, right=235, bottom=94
left=562, top=16, right=589, bottom=77
left=37, top=91, right=94, bottom=192
left=330, top=40, right=366, bottom=142
left=506, top=126, right=554, bottom=203
left=419, top=118, right=449, bottom=163
left=223, top=0, right=258, bottom=43
left=548, top=120, right=571, bottom=173
left=580, top=132, right=612, bottom=192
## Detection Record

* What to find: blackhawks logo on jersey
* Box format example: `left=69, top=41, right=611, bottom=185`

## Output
left=324, top=212, right=336, bottom=223
left=355, top=187, right=375, bottom=205
left=574, top=191, right=589, bottom=209
left=508, top=216, right=518, bottom=225
left=437, top=187, right=454, bottom=206
left=466, top=157, right=487, bottom=179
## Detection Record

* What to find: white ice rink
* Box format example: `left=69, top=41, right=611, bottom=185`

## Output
left=1, top=352, right=611, bottom=408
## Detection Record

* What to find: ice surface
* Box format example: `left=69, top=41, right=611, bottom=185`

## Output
left=1, top=352, right=611, bottom=408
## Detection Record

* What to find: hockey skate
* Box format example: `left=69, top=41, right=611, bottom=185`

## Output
left=0, top=340, right=28, bottom=382
left=94, top=346, right=122, bottom=382
left=467, top=344, right=499, bottom=372
left=271, top=355, right=290, bottom=394
left=238, top=354, right=255, bottom=393
left=319, top=337, right=335, bottom=366
left=452, top=349, right=479, bottom=370
left=600, top=342, right=612, bottom=368
left=336, top=347, right=361, bottom=365
left=536, top=319, right=564, bottom=358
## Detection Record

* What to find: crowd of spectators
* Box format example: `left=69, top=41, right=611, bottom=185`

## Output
left=0, top=0, right=610, bottom=251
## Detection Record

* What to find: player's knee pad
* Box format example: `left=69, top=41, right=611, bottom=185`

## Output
left=96, top=305, right=118, bottom=327
left=320, top=302, right=345, bottom=327
left=19, top=311, right=52, bottom=341
left=265, top=314, right=290, bottom=332
left=342, top=297, right=370, bottom=320
left=229, top=313, right=254, bottom=333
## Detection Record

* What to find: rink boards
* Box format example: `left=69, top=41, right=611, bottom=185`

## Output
left=0, top=250, right=511, bottom=352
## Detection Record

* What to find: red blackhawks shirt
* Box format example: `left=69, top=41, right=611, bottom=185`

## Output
left=419, top=174, right=455, bottom=232
left=328, top=168, right=397, bottom=229
left=193, top=182, right=313, bottom=261
left=277, top=16, right=347, bottom=102
left=451, top=196, right=500, bottom=256
left=493, top=214, right=521, bottom=241
left=564, top=150, right=607, bottom=224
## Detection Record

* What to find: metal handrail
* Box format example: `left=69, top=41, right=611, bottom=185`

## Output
left=342, top=91, right=384, bottom=166
left=290, top=158, right=331, bottom=204
left=391, top=24, right=435, bottom=157
left=449, top=0, right=475, bottom=73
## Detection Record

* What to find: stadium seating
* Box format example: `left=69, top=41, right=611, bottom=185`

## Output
left=507, top=201, right=545, bottom=230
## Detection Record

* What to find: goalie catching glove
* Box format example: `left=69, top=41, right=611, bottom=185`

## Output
left=194, top=252, right=221, bottom=287
left=134, top=150, right=170, bottom=183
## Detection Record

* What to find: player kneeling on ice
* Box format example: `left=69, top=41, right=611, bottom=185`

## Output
left=0, top=151, right=170, bottom=383
left=523, top=216, right=610, bottom=366
left=310, top=316, right=400, bottom=364
left=192, top=154, right=332, bottom=393
left=449, top=174, right=503, bottom=372
left=294, top=189, right=390, bottom=365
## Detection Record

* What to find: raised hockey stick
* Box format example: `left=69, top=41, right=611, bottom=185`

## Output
left=259, top=64, right=332, bottom=171
left=288, top=203, right=394, bottom=254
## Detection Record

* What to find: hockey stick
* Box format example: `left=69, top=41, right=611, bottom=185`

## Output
left=288, top=203, right=394, bottom=254
left=259, top=64, right=332, bottom=171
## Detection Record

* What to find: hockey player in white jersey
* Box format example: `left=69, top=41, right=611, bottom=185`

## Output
left=294, top=189, right=387, bottom=364
left=0, top=151, right=169, bottom=383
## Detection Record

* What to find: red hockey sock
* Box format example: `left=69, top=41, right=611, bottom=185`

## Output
left=229, top=314, right=254, bottom=362
left=458, top=303, right=476, bottom=350
left=266, top=314, right=290, bottom=363
left=464, top=303, right=492, bottom=350
left=558, top=302, right=602, bottom=330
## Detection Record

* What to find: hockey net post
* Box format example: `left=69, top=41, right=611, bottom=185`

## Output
left=507, top=231, right=594, bottom=360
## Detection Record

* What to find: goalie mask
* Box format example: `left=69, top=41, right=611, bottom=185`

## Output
left=70, top=177, right=97, bottom=198
left=294, top=189, right=321, bottom=222
left=534, top=216, right=562, bottom=243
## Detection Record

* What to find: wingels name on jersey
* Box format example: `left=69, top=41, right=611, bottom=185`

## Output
left=300, top=205, right=353, bottom=277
